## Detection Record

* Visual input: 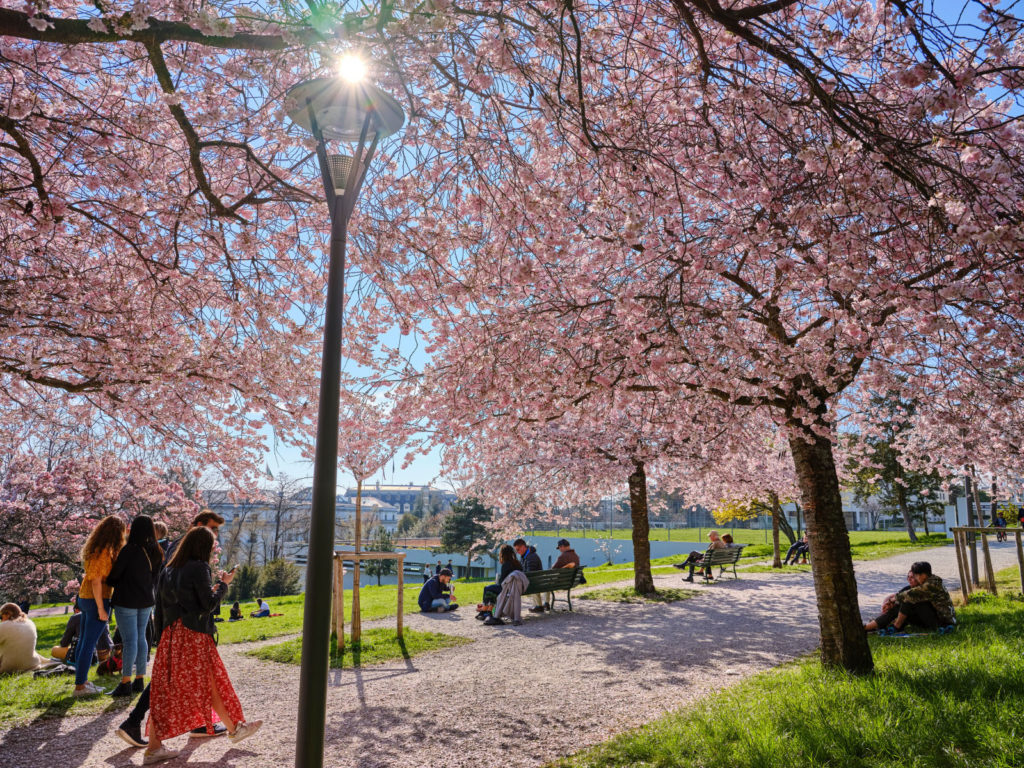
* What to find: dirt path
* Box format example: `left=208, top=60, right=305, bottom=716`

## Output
left=3, top=541, right=1018, bottom=768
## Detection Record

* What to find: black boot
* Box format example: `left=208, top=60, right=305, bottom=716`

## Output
left=109, top=681, right=133, bottom=697
left=132, top=678, right=145, bottom=694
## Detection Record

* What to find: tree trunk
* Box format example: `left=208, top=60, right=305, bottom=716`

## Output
left=795, top=503, right=802, bottom=539
left=895, top=464, right=917, bottom=542
left=627, top=460, right=656, bottom=595
left=769, top=492, right=783, bottom=568
left=788, top=433, right=874, bottom=674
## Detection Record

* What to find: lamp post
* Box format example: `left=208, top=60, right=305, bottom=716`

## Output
left=283, top=65, right=404, bottom=768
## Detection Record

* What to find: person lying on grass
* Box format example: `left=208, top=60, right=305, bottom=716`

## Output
left=864, top=561, right=955, bottom=634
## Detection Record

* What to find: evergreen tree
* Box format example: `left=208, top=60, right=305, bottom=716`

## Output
left=440, top=497, right=495, bottom=576
left=365, top=527, right=397, bottom=586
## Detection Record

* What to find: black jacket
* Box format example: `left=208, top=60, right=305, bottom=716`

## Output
left=155, top=560, right=227, bottom=637
left=496, top=560, right=523, bottom=585
left=108, top=543, right=161, bottom=609
left=520, top=545, right=542, bottom=572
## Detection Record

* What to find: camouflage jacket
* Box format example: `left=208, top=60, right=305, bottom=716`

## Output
left=896, top=574, right=955, bottom=626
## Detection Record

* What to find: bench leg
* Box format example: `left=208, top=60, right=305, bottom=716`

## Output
left=567, top=590, right=573, bottom=612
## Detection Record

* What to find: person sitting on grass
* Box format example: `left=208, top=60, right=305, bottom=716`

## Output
left=51, top=601, right=113, bottom=664
left=864, top=561, right=955, bottom=634
left=250, top=598, right=270, bottom=618
left=0, top=602, right=46, bottom=674
left=674, top=530, right=726, bottom=582
left=783, top=535, right=810, bottom=566
left=477, top=545, right=522, bottom=620
left=418, top=568, right=458, bottom=613
left=229, top=602, right=244, bottom=621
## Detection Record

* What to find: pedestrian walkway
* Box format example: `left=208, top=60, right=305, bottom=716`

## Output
left=1, top=542, right=1017, bottom=768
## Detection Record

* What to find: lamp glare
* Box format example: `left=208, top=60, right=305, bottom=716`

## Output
left=337, top=54, right=368, bottom=85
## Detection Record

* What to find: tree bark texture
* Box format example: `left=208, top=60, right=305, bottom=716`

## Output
left=788, top=434, right=874, bottom=674
left=628, top=461, right=656, bottom=595
left=769, top=492, right=783, bottom=568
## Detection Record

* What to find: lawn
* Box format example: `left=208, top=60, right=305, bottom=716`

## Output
left=0, top=662, right=134, bottom=727
left=535, top=526, right=950, bottom=547
left=579, top=586, right=698, bottom=604
left=550, top=593, right=1024, bottom=768
left=248, top=628, right=471, bottom=669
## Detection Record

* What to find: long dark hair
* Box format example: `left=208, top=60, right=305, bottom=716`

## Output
left=499, top=544, right=517, bottom=565
left=127, top=515, right=163, bottom=569
left=167, top=526, right=216, bottom=570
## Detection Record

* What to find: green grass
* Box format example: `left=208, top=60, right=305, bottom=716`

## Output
left=740, top=563, right=813, bottom=574
left=993, top=564, right=1023, bottom=594
left=0, top=665, right=134, bottom=727
left=550, top=593, right=1024, bottom=768
left=247, top=628, right=471, bottom=669
left=579, top=586, right=699, bottom=604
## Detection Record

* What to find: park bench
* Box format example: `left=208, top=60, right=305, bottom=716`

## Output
left=522, top=566, right=587, bottom=611
left=698, top=545, right=746, bottom=582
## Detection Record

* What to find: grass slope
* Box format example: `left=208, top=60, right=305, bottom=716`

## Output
left=248, top=628, right=471, bottom=669
left=551, top=593, right=1024, bottom=768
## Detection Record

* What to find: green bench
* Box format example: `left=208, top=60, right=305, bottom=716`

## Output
left=522, top=566, right=587, bottom=611
left=697, top=545, right=746, bottom=582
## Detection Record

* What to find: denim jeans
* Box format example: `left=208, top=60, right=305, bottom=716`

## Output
left=114, top=604, right=153, bottom=677
left=427, top=597, right=449, bottom=612
left=74, top=597, right=111, bottom=685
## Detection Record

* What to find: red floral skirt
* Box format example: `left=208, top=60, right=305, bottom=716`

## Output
left=148, top=619, right=245, bottom=740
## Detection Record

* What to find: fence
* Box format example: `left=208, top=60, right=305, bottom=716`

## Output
left=949, top=526, right=1024, bottom=603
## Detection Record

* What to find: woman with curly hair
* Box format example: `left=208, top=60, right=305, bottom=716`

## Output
left=74, top=515, right=126, bottom=696
left=144, top=526, right=261, bottom=764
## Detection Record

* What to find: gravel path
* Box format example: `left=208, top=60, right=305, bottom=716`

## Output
left=3, top=542, right=1020, bottom=768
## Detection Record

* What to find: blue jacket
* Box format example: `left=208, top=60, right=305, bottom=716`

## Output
left=520, top=545, right=542, bottom=572
left=418, top=575, right=450, bottom=611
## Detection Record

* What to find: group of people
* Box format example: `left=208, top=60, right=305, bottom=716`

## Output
left=864, top=561, right=955, bottom=634
left=674, top=530, right=738, bottom=581
left=416, top=538, right=580, bottom=627
left=9, top=511, right=264, bottom=765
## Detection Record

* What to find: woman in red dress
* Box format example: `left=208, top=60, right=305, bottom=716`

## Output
left=144, top=526, right=262, bottom=764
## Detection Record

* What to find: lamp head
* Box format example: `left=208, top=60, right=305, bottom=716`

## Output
left=284, top=77, right=406, bottom=142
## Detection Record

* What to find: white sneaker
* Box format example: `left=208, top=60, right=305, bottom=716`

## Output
left=229, top=720, right=263, bottom=744
left=72, top=682, right=102, bottom=697
left=142, top=746, right=180, bottom=765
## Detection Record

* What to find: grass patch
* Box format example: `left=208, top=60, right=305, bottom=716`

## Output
left=247, top=628, right=471, bottom=669
left=740, top=563, right=812, bottom=574
left=534, top=528, right=943, bottom=545
left=550, top=593, right=1024, bottom=768
left=579, top=586, right=698, bottom=604
left=0, top=667, right=133, bottom=728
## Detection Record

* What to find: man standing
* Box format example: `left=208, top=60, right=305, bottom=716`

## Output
left=513, top=538, right=545, bottom=613
left=418, top=568, right=458, bottom=613
left=116, top=510, right=226, bottom=748
left=544, top=539, right=580, bottom=611
left=864, top=561, right=955, bottom=633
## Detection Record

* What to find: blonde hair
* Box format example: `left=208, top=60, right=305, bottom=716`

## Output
left=0, top=602, right=25, bottom=621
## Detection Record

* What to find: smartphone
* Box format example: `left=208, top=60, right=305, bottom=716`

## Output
left=229, top=563, right=240, bottom=572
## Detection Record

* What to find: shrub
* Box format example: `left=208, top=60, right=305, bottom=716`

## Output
left=227, top=564, right=260, bottom=602
left=258, top=558, right=301, bottom=597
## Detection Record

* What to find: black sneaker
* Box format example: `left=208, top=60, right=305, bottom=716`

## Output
left=483, top=616, right=505, bottom=626
left=683, top=576, right=694, bottom=583
left=528, top=606, right=546, bottom=614
left=474, top=611, right=490, bottom=621
left=116, top=720, right=148, bottom=748
left=446, top=603, right=459, bottom=612
left=109, top=682, right=133, bottom=698
left=543, top=603, right=551, bottom=611
left=191, top=723, right=228, bottom=737
left=132, top=678, right=146, bottom=694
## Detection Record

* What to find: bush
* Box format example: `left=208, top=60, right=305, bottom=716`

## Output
left=258, top=558, right=301, bottom=597
left=227, top=564, right=260, bottom=602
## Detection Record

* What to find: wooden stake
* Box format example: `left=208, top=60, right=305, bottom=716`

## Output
left=980, top=531, right=997, bottom=595
left=352, top=553, right=361, bottom=644
left=953, top=529, right=970, bottom=604
left=1016, top=530, right=1024, bottom=596
left=396, top=553, right=404, bottom=639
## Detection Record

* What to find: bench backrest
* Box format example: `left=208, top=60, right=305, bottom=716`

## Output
left=523, top=566, right=585, bottom=594
left=701, top=546, right=745, bottom=566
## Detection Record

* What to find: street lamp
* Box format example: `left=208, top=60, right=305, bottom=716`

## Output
left=283, top=64, right=405, bottom=768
